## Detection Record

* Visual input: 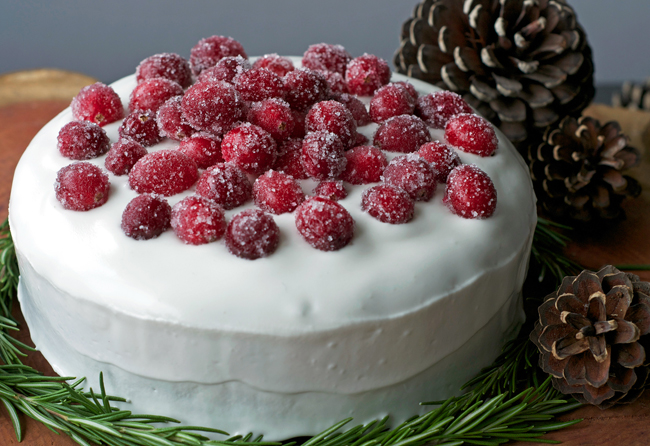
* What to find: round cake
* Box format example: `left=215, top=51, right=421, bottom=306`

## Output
left=9, top=49, right=536, bottom=439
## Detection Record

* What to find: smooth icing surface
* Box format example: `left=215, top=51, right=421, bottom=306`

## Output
left=10, top=59, right=536, bottom=439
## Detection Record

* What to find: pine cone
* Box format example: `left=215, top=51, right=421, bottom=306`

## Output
left=394, top=0, right=595, bottom=149
left=530, top=266, right=650, bottom=408
left=612, top=78, right=650, bottom=112
left=528, top=115, right=641, bottom=223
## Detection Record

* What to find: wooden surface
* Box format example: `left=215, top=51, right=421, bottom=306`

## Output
left=1, top=85, right=650, bottom=445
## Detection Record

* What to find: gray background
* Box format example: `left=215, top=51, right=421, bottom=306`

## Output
left=1, top=0, right=649, bottom=85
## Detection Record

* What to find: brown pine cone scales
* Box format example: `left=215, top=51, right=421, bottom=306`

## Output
left=528, top=115, right=641, bottom=223
left=612, top=78, right=650, bottom=112
left=530, top=266, right=650, bottom=408
left=395, top=0, right=595, bottom=148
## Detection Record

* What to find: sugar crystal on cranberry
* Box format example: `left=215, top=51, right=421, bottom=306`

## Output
left=136, top=52, right=192, bottom=88
left=416, top=91, right=473, bottom=129
left=104, top=139, right=147, bottom=176
left=71, top=82, right=124, bottom=126
left=226, top=209, right=280, bottom=260
left=332, top=93, right=371, bottom=126
left=340, top=146, right=387, bottom=185
left=306, top=100, right=357, bottom=148
left=382, top=155, right=437, bottom=202
left=373, top=115, right=431, bottom=153
left=418, top=141, right=461, bottom=182
left=295, top=196, right=354, bottom=251
left=121, top=194, right=171, bottom=240
left=171, top=195, right=226, bottom=245
left=444, top=164, right=497, bottom=219
left=190, top=35, right=247, bottom=76
left=182, top=80, right=244, bottom=136
left=157, top=96, right=195, bottom=141
left=198, top=56, right=251, bottom=84
left=283, top=69, right=329, bottom=111
left=345, top=54, right=390, bottom=96
left=313, top=180, right=347, bottom=201
left=221, top=123, right=277, bottom=175
left=274, top=138, right=308, bottom=179
left=253, top=170, right=305, bottom=214
left=247, top=98, right=296, bottom=142
left=129, top=150, right=199, bottom=196
left=301, top=131, right=347, bottom=180
left=129, top=78, right=183, bottom=113
left=252, top=54, right=295, bottom=77
left=445, top=113, right=498, bottom=157
left=369, top=83, right=415, bottom=123
left=195, top=162, right=252, bottom=210
left=119, top=110, right=163, bottom=147
left=57, top=121, right=110, bottom=160
left=361, top=184, right=414, bottom=224
left=235, top=67, right=285, bottom=103
left=178, top=132, right=223, bottom=169
left=302, top=43, right=351, bottom=75
left=55, top=162, right=110, bottom=211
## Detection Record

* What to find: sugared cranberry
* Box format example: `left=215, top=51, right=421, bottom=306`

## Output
left=301, top=131, right=347, bottom=180
left=445, top=113, right=498, bottom=157
left=353, top=132, right=369, bottom=146
left=171, top=195, right=226, bottom=245
left=418, top=141, right=461, bottom=182
left=416, top=91, right=473, bottom=129
left=253, top=170, right=305, bottom=214
left=157, top=96, right=195, bottom=141
left=313, top=180, right=347, bottom=201
left=373, top=115, right=431, bottom=153
left=221, top=123, right=277, bottom=175
left=136, top=53, right=192, bottom=88
left=295, top=197, right=354, bottom=251
left=444, top=164, right=497, bottom=219
left=382, top=155, right=437, bottom=201
left=320, top=70, right=348, bottom=94
left=178, top=132, right=223, bottom=169
left=195, top=163, right=252, bottom=209
left=190, top=35, right=248, bottom=75
left=71, top=82, right=124, bottom=126
left=226, top=209, right=280, bottom=260
left=198, top=56, right=251, bottom=84
left=121, top=194, right=171, bottom=240
left=252, top=54, right=295, bottom=77
left=306, top=100, right=357, bottom=148
left=303, top=43, right=352, bottom=75
left=341, top=146, right=387, bottom=185
left=119, top=110, right=163, bottom=147
left=247, top=98, right=296, bottom=142
left=129, top=78, right=183, bottom=113
left=369, top=83, right=415, bottom=123
left=361, top=184, right=414, bottom=224
left=274, top=138, right=308, bottom=179
left=290, top=110, right=307, bottom=138
left=235, top=68, right=285, bottom=102
left=104, top=139, right=147, bottom=176
left=57, top=121, right=110, bottom=160
left=129, top=150, right=199, bottom=196
left=346, top=54, right=390, bottom=96
left=182, top=80, right=244, bottom=136
left=394, top=81, right=418, bottom=101
left=55, top=162, right=110, bottom=211
left=332, top=93, right=371, bottom=126
left=283, top=69, right=329, bottom=111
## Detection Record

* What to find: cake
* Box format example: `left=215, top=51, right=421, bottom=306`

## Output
left=9, top=39, right=536, bottom=440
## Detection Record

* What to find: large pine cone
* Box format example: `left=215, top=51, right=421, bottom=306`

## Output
left=612, top=78, right=650, bottom=112
left=528, top=115, right=641, bottom=223
left=395, top=0, right=595, bottom=149
left=530, top=266, right=650, bottom=408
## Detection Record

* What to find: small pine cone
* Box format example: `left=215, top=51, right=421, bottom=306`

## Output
left=612, top=78, right=650, bottom=112
left=530, top=266, right=650, bottom=409
left=528, top=115, right=641, bottom=223
left=395, top=0, right=595, bottom=149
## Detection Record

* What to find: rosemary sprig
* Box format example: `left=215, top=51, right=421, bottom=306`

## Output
left=0, top=218, right=582, bottom=445
left=530, top=218, right=582, bottom=285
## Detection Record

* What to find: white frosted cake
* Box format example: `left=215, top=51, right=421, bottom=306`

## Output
left=9, top=53, right=536, bottom=439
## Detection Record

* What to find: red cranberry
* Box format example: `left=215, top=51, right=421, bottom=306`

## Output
left=274, top=138, right=308, bottom=179
left=301, top=131, right=347, bottom=180
left=190, top=35, right=247, bottom=75
left=55, top=162, right=110, bottom=211
left=129, top=150, right=199, bottom=196
left=182, top=80, right=244, bottom=136
left=226, top=209, right=280, bottom=260
left=57, top=121, right=110, bottom=160
left=369, top=83, right=415, bottom=123
left=361, top=184, right=414, bottom=224
left=445, top=113, right=498, bottom=157
left=313, top=180, right=347, bottom=201
left=121, top=194, right=171, bottom=240
left=235, top=67, right=285, bottom=102
left=71, top=82, right=124, bottom=126
left=320, top=70, right=348, bottom=94
left=295, top=197, right=354, bottom=251
left=104, top=139, right=147, bottom=176
left=157, top=96, right=195, bottom=141
left=303, top=43, right=352, bottom=75
left=306, top=100, right=357, bottom=148
left=394, top=81, right=418, bottom=101
left=283, top=69, right=329, bottom=111
left=136, top=53, right=192, bottom=88
left=345, top=54, right=390, bottom=96
left=195, top=163, right=252, bottom=209
left=290, top=110, right=307, bottom=138
left=171, top=195, right=226, bottom=245
left=247, top=98, right=296, bottom=142
left=253, top=170, right=305, bottom=214
left=119, top=110, right=163, bottom=147
left=353, top=132, right=369, bottom=146
left=198, top=56, right=251, bottom=84
left=221, top=123, right=277, bottom=175
left=418, top=141, right=461, bottom=182
left=178, top=132, right=223, bottom=169
left=332, top=93, right=371, bottom=126
left=252, top=54, right=295, bottom=77
left=382, top=155, right=437, bottom=201
left=444, top=164, right=497, bottom=219
left=373, top=115, right=431, bottom=153
left=340, top=146, right=387, bottom=185
left=129, top=78, right=183, bottom=113
left=416, top=91, right=473, bottom=129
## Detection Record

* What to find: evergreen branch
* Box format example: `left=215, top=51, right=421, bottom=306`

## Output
left=531, top=218, right=582, bottom=285
left=615, top=264, right=650, bottom=271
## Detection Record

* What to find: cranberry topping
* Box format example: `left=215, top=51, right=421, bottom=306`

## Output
left=444, top=164, right=497, bottom=219
left=445, top=113, right=498, bottom=157
left=129, top=78, right=184, bottom=113
left=178, top=132, right=223, bottom=169
left=221, top=123, right=277, bottom=175
left=57, top=121, right=110, bottom=160
left=253, top=170, right=305, bottom=214
left=295, top=196, right=354, bottom=251
left=394, top=81, right=418, bottom=101
left=345, top=54, right=390, bottom=96
left=226, top=209, right=280, bottom=260
left=290, top=110, right=307, bottom=138
left=129, top=150, right=199, bottom=196
left=136, top=53, right=192, bottom=88
left=235, top=67, right=285, bottom=102
left=361, top=184, right=415, bottom=224
left=373, top=115, right=431, bottom=153
left=247, top=98, right=296, bottom=142
left=416, top=91, right=473, bottom=129
left=382, top=155, right=437, bottom=201
left=71, top=82, right=124, bottom=126
left=252, top=54, right=295, bottom=77
left=157, top=96, right=195, bottom=141
left=320, top=70, right=348, bottom=94
left=121, top=194, right=171, bottom=240
left=332, top=93, right=371, bottom=126
left=182, top=80, right=244, bottom=136
left=313, top=180, right=347, bottom=201
left=104, top=139, right=148, bottom=176
left=283, top=69, right=329, bottom=111
left=369, top=83, right=415, bottom=123
left=190, top=35, right=247, bottom=75
left=274, top=138, right=308, bottom=179
left=55, top=162, right=110, bottom=211
left=198, top=56, right=251, bottom=84
left=301, top=131, right=347, bottom=180
left=418, top=141, right=461, bottom=182
left=306, top=100, right=357, bottom=148
left=340, top=146, right=387, bottom=185
left=119, top=110, right=163, bottom=147
left=353, top=132, right=369, bottom=146
left=302, top=43, right=352, bottom=75
left=195, top=163, right=252, bottom=210
left=171, top=195, right=226, bottom=245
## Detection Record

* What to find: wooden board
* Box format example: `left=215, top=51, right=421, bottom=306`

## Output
left=1, top=95, right=650, bottom=445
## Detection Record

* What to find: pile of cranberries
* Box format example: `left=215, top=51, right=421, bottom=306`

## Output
left=54, top=36, right=499, bottom=260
